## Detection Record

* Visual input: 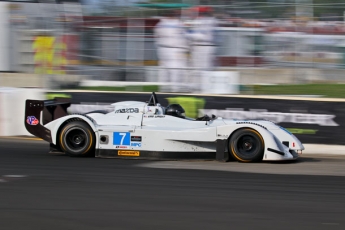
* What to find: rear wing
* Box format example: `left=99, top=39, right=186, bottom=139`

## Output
left=25, top=98, right=71, bottom=142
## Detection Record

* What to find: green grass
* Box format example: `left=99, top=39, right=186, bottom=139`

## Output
left=244, top=84, right=345, bottom=98
left=78, top=85, right=160, bottom=92
left=75, top=84, right=345, bottom=98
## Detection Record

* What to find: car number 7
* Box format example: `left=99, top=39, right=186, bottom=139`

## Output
left=119, top=132, right=127, bottom=145
left=113, top=132, right=130, bottom=146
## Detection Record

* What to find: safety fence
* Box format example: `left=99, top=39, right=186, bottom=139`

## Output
left=5, top=2, right=345, bottom=86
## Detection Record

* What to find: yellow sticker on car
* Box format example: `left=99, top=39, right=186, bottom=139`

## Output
left=118, top=151, right=140, bottom=157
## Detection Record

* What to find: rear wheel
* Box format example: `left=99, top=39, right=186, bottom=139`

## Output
left=229, top=128, right=264, bottom=162
left=59, top=121, right=95, bottom=157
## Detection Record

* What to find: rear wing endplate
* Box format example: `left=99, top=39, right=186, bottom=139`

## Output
left=25, top=98, right=71, bottom=142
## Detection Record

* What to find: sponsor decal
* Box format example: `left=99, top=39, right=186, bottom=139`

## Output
left=113, top=132, right=131, bottom=146
left=118, top=151, right=140, bottom=157
left=201, top=109, right=338, bottom=127
left=131, top=142, right=142, bottom=147
left=115, top=108, right=139, bottom=113
left=26, top=116, right=39, bottom=125
left=131, top=136, right=142, bottom=142
left=146, top=115, right=165, bottom=118
left=113, top=132, right=142, bottom=148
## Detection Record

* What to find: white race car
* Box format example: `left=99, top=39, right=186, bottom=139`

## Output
left=25, top=92, right=304, bottom=162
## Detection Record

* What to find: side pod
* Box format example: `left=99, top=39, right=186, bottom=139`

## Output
left=25, top=98, right=71, bottom=142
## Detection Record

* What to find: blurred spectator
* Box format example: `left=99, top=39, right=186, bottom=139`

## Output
left=154, top=10, right=188, bottom=93
left=187, top=6, right=218, bottom=92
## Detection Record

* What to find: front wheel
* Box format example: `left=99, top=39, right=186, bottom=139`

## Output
left=229, top=128, right=264, bottom=163
left=59, top=121, right=95, bottom=157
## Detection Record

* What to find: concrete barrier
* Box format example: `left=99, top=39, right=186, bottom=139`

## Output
left=0, top=73, right=82, bottom=89
left=201, top=71, right=239, bottom=94
left=303, top=144, right=345, bottom=155
left=2, top=69, right=345, bottom=91
left=0, top=87, right=44, bottom=136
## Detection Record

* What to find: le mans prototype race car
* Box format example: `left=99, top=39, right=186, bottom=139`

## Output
left=25, top=92, right=304, bottom=162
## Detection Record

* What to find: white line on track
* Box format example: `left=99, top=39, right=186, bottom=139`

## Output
left=0, top=175, right=28, bottom=183
left=3, top=175, right=27, bottom=178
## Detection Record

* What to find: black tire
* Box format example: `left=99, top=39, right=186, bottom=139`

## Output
left=229, top=128, right=264, bottom=163
left=59, top=121, right=95, bottom=157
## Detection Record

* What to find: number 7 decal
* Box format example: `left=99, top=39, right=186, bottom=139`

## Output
left=119, top=133, right=126, bottom=145
left=113, top=132, right=130, bottom=146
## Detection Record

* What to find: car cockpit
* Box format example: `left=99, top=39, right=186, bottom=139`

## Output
left=145, top=92, right=216, bottom=120
left=145, top=92, right=165, bottom=115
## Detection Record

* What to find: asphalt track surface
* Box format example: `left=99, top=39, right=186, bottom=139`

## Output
left=1, top=138, right=345, bottom=230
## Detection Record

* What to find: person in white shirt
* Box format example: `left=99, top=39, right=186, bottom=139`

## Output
left=154, top=10, right=188, bottom=92
left=187, top=6, right=218, bottom=92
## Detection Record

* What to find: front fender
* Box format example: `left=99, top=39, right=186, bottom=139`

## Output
left=268, top=127, right=304, bottom=151
left=45, top=114, right=98, bottom=145
left=217, top=124, right=298, bottom=161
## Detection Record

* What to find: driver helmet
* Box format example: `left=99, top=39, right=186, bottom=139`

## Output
left=165, top=104, right=186, bottom=118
